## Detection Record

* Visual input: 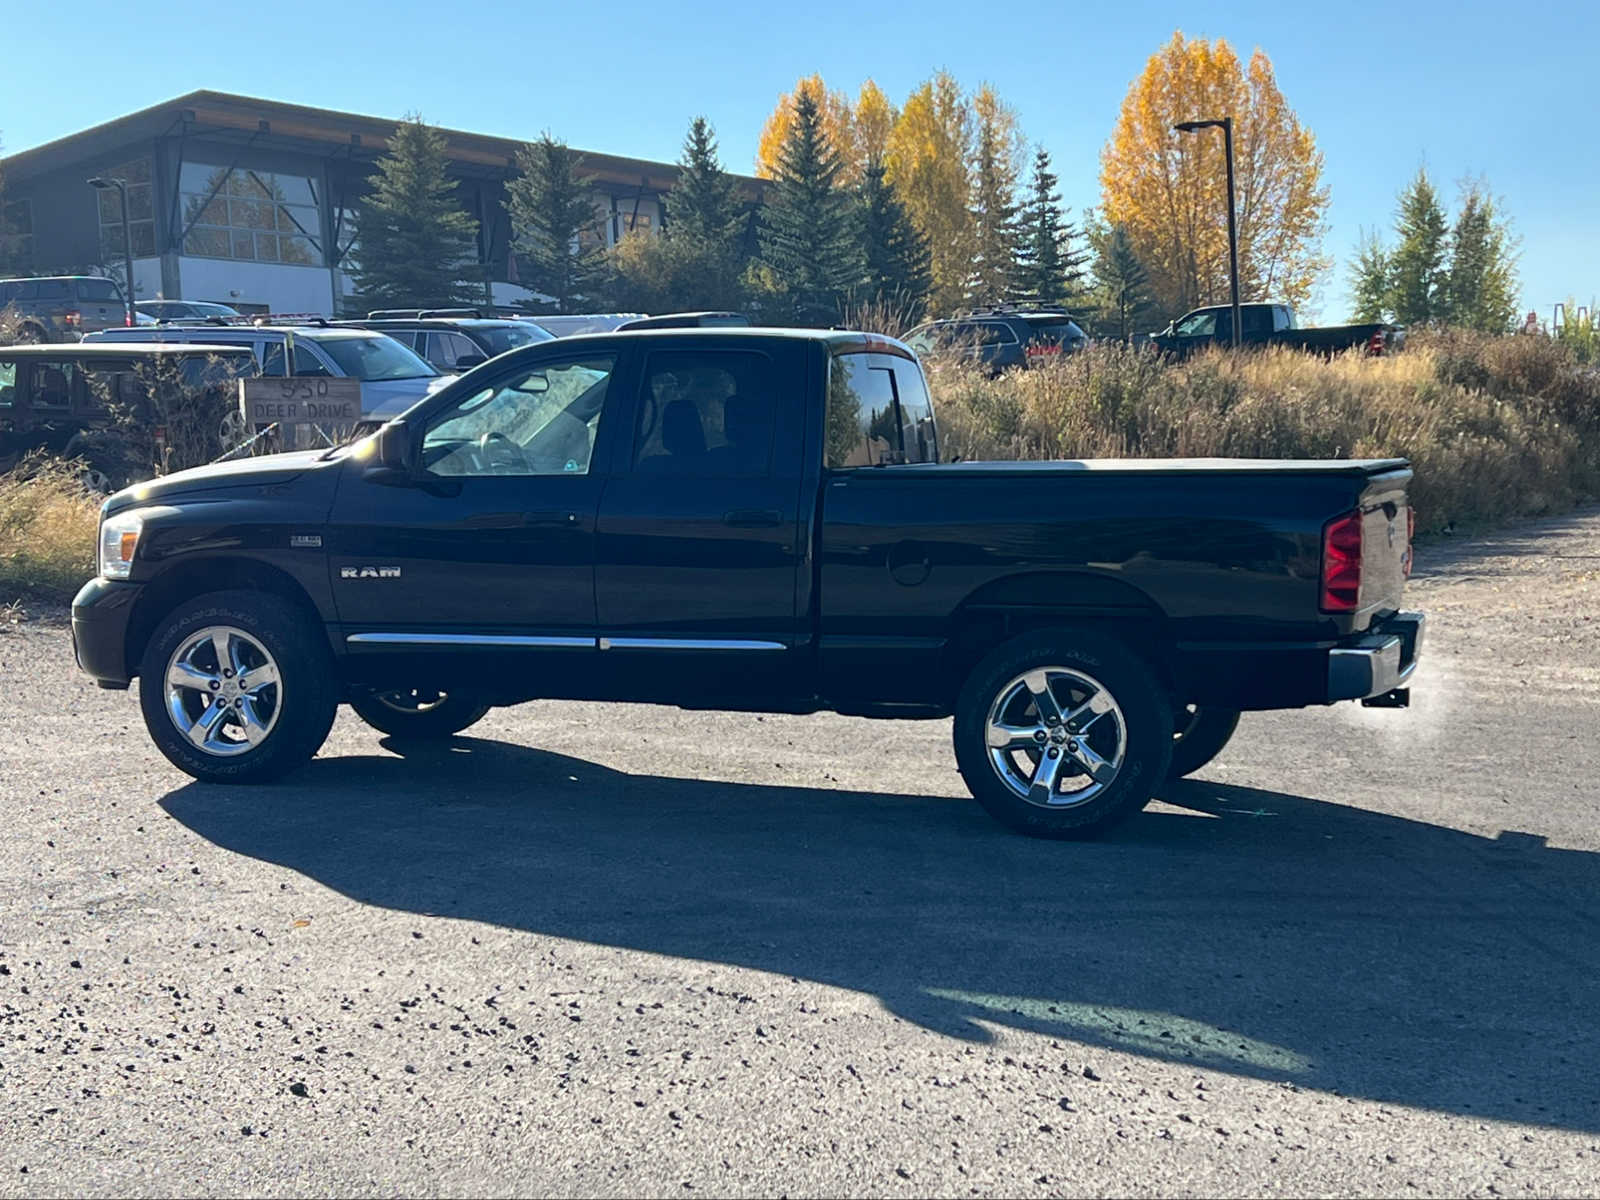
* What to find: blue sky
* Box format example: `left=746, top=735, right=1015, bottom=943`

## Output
left=4, top=0, right=1595, bottom=321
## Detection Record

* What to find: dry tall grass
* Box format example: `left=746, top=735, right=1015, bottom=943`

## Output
left=0, top=456, right=100, bottom=603
left=923, top=331, right=1600, bottom=533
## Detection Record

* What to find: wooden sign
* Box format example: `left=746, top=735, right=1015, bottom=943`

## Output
left=239, top=376, right=362, bottom=425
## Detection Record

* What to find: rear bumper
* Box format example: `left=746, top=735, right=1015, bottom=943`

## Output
left=1327, top=611, right=1425, bottom=702
left=71, top=577, right=141, bottom=689
left=1175, top=610, right=1426, bottom=710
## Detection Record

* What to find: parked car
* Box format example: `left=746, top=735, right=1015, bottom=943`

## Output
left=136, top=300, right=242, bottom=322
left=83, top=320, right=452, bottom=420
left=1148, top=303, right=1406, bottom=359
left=72, top=327, right=1423, bottom=840
left=616, top=312, right=751, bottom=330
left=0, top=275, right=132, bottom=342
left=0, top=342, right=258, bottom=487
left=904, top=307, right=1090, bottom=374
left=336, top=310, right=554, bottom=372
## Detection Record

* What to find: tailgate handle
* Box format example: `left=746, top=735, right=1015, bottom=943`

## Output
left=723, top=508, right=782, bottom=528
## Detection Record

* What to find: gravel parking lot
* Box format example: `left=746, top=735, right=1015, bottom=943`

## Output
left=2, top=508, right=1598, bottom=1198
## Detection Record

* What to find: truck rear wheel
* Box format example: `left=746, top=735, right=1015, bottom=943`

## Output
left=137, top=590, right=336, bottom=784
left=1168, top=705, right=1241, bottom=779
left=953, top=630, right=1173, bottom=839
left=349, top=688, right=490, bottom=740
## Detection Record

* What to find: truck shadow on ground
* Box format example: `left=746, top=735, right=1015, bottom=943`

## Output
left=161, top=737, right=1600, bottom=1133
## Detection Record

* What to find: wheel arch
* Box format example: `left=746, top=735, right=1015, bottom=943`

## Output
left=945, top=571, right=1176, bottom=699
left=125, top=557, right=327, bottom=679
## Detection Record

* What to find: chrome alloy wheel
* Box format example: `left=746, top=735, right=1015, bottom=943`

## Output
left=984, top=666, right=1127, bottom=808
left=163, top=625, right=283, bottom=757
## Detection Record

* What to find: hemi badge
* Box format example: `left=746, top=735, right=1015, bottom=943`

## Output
left=290, top=534, right=322, bottom=548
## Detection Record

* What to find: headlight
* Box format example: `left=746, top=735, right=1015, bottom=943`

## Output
left=98, top=510, right=146, bottom=579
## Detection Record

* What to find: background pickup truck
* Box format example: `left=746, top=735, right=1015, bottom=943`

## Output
left=72, top=327, right=1424, bottom=839
left=1149, top=302, right=1405, bottom=359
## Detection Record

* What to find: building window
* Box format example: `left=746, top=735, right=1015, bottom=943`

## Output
left=1, top=198, right=31, bottom=270
left=96, top=158, right=156, bottom=259
left=615, top=210, right=653, bottom=238
left=179, top=163, right=324, bottom=266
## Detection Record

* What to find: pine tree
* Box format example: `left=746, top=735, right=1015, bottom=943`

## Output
left=507, top=134, right=606, bottom=313
left=1089, top=222, right=1155, bottom=341
left=1348, top=229, right=1392, bottom=322
left=756, top=90, right=863, bottom=326
left=1443, top=180, right=1518, bottom=333
left=348, top=115, right=480, bottom=311
left=1387, top=169, right=1449, bottom=326
left=965, top=91, right=1022, bottom=307
left=856, top=161, right=930, bottom=316
left=1012, top=149, right=1087, bottom=308
left=666, top=117, right=743, bottom=246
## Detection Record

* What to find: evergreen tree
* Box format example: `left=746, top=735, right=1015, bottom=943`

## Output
left=1348, top=229, right=1392, bottom=322
left=965, top=95, right=1022, bottom=307
left=1387, top=169, right=1449, bottom=326
left=856, top=161, right=930, bottom=315
left=1089, top=222, right=1155, bottom=341
left=665, top=117, right=743, bottom=246
left=756, top=90, right=863, bottom=326
left=348, top=115, right=480, bottom=311
left=1443, top=180, right=1518, bottom=332
left=1012, top=149, right=1087, bottom=307
left=507, top=134, right=606, bottom=313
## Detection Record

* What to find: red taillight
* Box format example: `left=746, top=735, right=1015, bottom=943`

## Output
left=1320, top=510, right=1363, bottom=612
left=1367, top=331, right=1385, bottom=356
left=1026, top=342, right=1062, bottom=359
left=124, top=311, right=134, bottom=327
left=63, top=310, right=80, bottom=327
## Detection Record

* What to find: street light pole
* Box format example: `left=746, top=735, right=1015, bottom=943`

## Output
left=1173, top=118, right=1242, bottom=349
left=87, top=177, right=135, bottom=327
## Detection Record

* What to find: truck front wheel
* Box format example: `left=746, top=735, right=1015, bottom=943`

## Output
left=348, top=689, right=490, bottom=740
left=953, top=630, right=1174, bottom=839
left=1168, top=705, right=1241, bottom=779
left=138, top=591, right=337, bottom=784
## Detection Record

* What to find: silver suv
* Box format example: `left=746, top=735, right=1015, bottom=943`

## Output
left=83, top=320, right=454, bottom=419
left=1, top=275, right=131, bottom=342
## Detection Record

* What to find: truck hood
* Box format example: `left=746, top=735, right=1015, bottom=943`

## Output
left=101, top=448, right=335, bottom=515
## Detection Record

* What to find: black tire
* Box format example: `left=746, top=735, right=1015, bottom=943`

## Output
left=138, top=590, right=336, bottom=784
left=348, top=688, right=490, bottom=740
left=1167, top=705, right=1241, bottom=779
left=953, top=629, right=1174, bottom=839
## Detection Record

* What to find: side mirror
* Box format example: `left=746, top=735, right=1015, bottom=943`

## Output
left=365, top=420, right=415, bottom=485
left=453, top=353, right=487, bottom=371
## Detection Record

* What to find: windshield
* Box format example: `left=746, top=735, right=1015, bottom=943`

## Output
left=303, top=331, right=436, bottom=380
left=476, top=323, right=553, bottom=356
left=1025, top=319, right=1086, bottom=343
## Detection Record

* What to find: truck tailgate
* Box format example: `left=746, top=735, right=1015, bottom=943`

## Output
left=1352, top=469, right=1412, bottom=619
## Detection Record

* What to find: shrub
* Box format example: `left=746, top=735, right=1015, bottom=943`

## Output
left=0, top=455, right=100, bottom=603
left=926, top=332, right=1600, bottom=533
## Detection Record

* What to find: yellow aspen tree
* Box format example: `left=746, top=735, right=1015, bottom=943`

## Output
left=854, top=79, right=897, bottom=168
left=1099, top=33, right=1329, bottom=318
left=885, top=71, right=975, bottom=315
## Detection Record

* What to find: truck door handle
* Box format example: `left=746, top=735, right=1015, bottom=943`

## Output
left=461, top=511, right=527, bottom=530
left=525, top=510, right=580, bottom=526
left=723, top=508, right=783, bottom=528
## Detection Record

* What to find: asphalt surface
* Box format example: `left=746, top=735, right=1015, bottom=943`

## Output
left=2, top=508, right=1599, bottom=1198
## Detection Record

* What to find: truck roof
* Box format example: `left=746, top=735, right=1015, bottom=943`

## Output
left=549, top=326, right=918, bottom=360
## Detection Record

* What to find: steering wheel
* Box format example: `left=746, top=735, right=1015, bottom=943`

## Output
left=476, top=430, right=530, bottom=473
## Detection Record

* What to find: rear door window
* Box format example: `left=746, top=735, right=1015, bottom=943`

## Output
left=76, top=279, right=124, bottom=303
left=631, top=350, right=777, bottom=478
left=29, top=359, right=81, bottom=407
left=260, top=342, right=287, bottom=377
left=0, top=360, right=16, bottom=406
left=34, top=280, right=71, bottom=301
left=891, top=361, right=938, bottom=464
left=826, top=353, right=901, bottom=468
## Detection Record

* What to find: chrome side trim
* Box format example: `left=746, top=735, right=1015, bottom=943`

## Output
left=597, top=637, right=787, bottom=652
left=346, top=633, right=595, bottom=648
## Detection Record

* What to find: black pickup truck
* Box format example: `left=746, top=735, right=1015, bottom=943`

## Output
left=72, top=328, right=1424, bottom=839
left=1149, top=303, right=1405, bottom=359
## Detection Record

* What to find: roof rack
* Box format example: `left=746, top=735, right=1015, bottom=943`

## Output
left=248, top=314, right=331, bottom=327
left=962, top=304, right=1077, bottom=318
left=364, top=308, right=485, bottom=320
left=155, top=315, right=231, bottom=326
